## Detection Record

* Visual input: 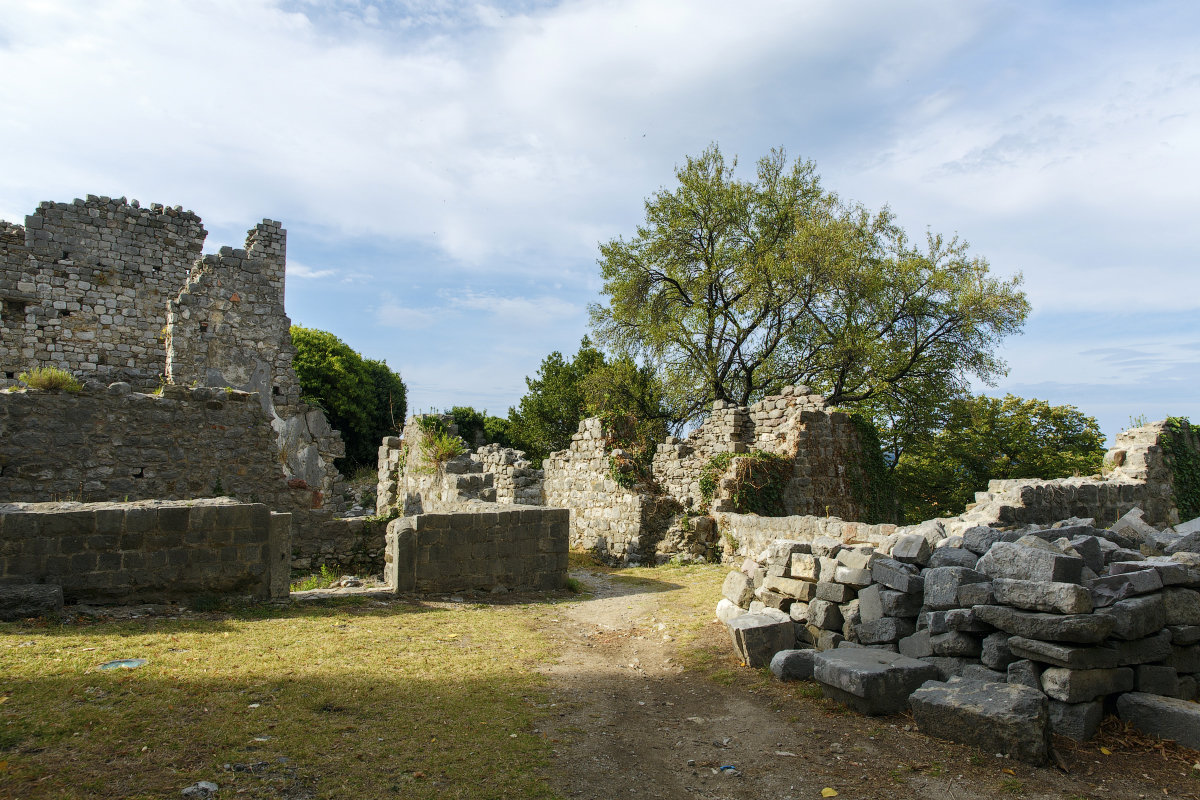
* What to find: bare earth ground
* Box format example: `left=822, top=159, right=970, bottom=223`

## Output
left=538, top=566, right=1200, bottom=800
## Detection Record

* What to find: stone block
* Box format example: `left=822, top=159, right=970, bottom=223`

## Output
left=1117, top=692, right=1200, bottom=749
left=715, top=598, right=746, bottom=624
left=1163, top=588, right=1200, bottom=625
left=835, top=547, right=874, bottom=571
left=759, top=588, right=791, bottom=610
left=1165, top=531, right=1200, bottom=555
left=962, top=526, right=1004, bottom=556
left=813, top=648, right=941, bottom=715
left=1007, top=659, right=1042, bottom=690
left=909, top=677, right=1050, bottom=765
left=960, top=664, right=1007, bottom=684
left=0, top=584, right=64, bottom=620
left=923, top=567, right=988, bottom=611
left=1047, top=699, right=1103, bottom=742
left=858, top=583, right=885, bottom=623
left=977, top=541, right=1084, bottom=584
left=808, top=598, right=843, bottom=631
left=992, top=578, right=1093, bottom=614
left=762, top=575, right=813, bottom=600
left=857, top=617, right=915, bottom=645
left=981, top=632, right=1017, bottom=670
left=1166, top=644, right=1200, bottom=673
left=727, top=613, right=796, bottom=668
left=1067, top=536, right=1106, bottom=574
left=1113, top=558, right=1192, bottom=586
left=834, top=565, right=873, bottom=588
left=930, top=631, right=981, bottom=658
left=815, top=581, right=854, bottom=603
left=722, top=570, right=755, bottom=607
left=1168, top=625, right=1200, bottom=645
left=927, top=547, right=980, bottom=570
left=770, top=648, right=816, bottom=681
left=973, top=605, right=1114, bottom=644
left=789, top=553, right=821, bottom=581
left=871, top=557, right=923, bottom=594
left=1096, top=594, right=1166, bottom=641
left=816, top=629, right=844, bottom=651
left=956, top=582, right=995, bottom=607
left=899, top=629, right=933, bottom=659
left=1088, top=569, right=1163, bottom=607
left=1006, top=630, right=1172, bottom=670
left=891, top=534, right=931, bottom=566
left=1040, top=666, right=1134, bottom=703
left=1135, top=664, right=1179, bottom=697
left=922, top=656, right=971, bottom=680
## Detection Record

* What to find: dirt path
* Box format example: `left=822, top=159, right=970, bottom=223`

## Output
left=538, top=568, right=1200, bottom=800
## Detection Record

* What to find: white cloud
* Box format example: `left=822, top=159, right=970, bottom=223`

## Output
left=287, top=260, right=337, bottom=279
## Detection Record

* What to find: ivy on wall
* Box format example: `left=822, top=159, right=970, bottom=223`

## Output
left=846, top=413, right=898, bottom=524
left=698, top=450, right=793, bottom=516
left=1163, top=416, right=1200, bottom=520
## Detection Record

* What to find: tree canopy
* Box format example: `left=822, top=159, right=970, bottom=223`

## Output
left=589, top=144, right=1030, bottom=457
left=290, top=325, right=406, bottom=471
left=894, top=394, right=1106, bottom=523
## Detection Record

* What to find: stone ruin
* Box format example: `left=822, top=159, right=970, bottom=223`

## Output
left=717, top=418, right=1200, bottom=764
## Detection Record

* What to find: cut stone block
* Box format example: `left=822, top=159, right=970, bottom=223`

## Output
left=891, top=533, right=932, bottom=566
left=1135, top=664, right=1179, bottom=697
left=871, top=557, right=924, bottom=593
left=1040, top=666, right=1133, bottom=703
left=1088, top=569, right=1163, bottom=607
left=1047, top=699, right=1103, bottom=742
left=1067, top=536, right=1105, bottom=574
left=909, top=677, right=1050, bottom=765
left=759, top=588, right=791, bottom=610
left=977, top=541, right=1084, bottom=584
left=1106, top=547, right=1145, bottom=565
left=1166, top=644, right=1200, bottom=673
left=715, top=598, right=746, bottom=624
left=922, top=656, right=971, bottom=680
left=816, top=629, right=845, bottom=651
left=1163, top=588, right=1200, bottom=625
left=762, top=575, right=813, bottom=600
left=1180, top=676, right=1198, bottom=701
left=1111, top=507, right=1159, bottom=544
left=722, top=571, right=755, bottom=607
left=727, top=612, right=795, bottom=668
left=815, top=581, right=854, bottom=604
left=788, top=602, right=809, bottom=623
left=841, top=599, right=862, bottom=641
left=858, top=584, right=885, bottom=623
left=924, top=567, right=989, bottom=611
left=813, top=648, right=941, bottom=715
left=898, top=629, right=932, bottom=659
left=960, top=664, right=1007, bottom=683
left=928, top=547, right=980, bottom=570
left=973, top=605, right=1114, bottom=643
left=790, top=553, right=822, bottom=582
left=1117, top=692, right=1200, bottom=749
left=922, top=608, right=989, bottom=634
left=992, top=578, right=1093, bottom=614
left=930, top=631, right=981, bottom=658
left=834, top=565, right=873, bottom=588
left=981, top=632, right=1017, bottom=670
left=956, top=582, right=995, bottom=607
left=808, top=599, right=844, bottom=631
left=1168, top=625, right=1200, bottom=645
left=770, top=648, right=816, bottom=681
left=1112, top=558, right=1192, bottom=586
left=962, top=526, right=1004, bottom=556
left=1096, top=594, right=1166, bottom=641
left=0, top=584, right=64, bottom=621
left=1006, top=630, right=1172, bottom=670
left=857, top=617, right=916, bottom=645
left=1007, top=659, right=1042, bottom=690
left=835, top=547, right=874, bottom=571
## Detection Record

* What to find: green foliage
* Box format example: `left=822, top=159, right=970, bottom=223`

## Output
left=698, top=450, right=793, bottom=515
left=290, top=326, right=407, bottom=471
left=589, top=143, right=1029, bottom=465
left=846, top=413, right=898, bottom=524
left=291, top=563, right=340, bottom=592
left=894, top=394, right=1106, bottom=523
left=415, top=416, right=466, bottom=468
left=18, top=366, right=82, bottom=392
left=449, top=406, right=512, bottom=448
left=1162, top=417, right=1200, bottom=520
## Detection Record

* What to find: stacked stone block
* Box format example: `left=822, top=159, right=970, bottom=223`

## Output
left=471, top=444, right=545, bottom=506
left=0, top=499, right=291, bottom=603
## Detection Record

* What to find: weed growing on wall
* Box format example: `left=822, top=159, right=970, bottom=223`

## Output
left=698, top=450, right=792, bottom=515
left=1162, top=417, right=1200, bottom=520
left=18, top=366, right=82, bottom=393
left=415, top=416, right=466, bottom=471
left=600, top=410, right=663, bottom=490
left=847, top=413, right=898, bottom=524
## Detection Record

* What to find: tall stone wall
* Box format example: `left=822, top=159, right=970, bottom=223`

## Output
left=375, top=416, right=497, bottom=516
left=471, top=444, right=545, bottom=506
left=0, top=499, right=291, bottom=603
left=0, top=196, right=204, bottom=387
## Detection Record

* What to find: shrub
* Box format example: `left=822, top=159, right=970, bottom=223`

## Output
left=18, top=366, right=83, bottom=392
left=698, top=449, right=793, bottom=515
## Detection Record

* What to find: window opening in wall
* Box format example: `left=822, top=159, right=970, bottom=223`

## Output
left=273, top=386, right=281, bottom=396
left=199, top=321, right=208, bottom=333
left=132, top=468, right=144, bottom=478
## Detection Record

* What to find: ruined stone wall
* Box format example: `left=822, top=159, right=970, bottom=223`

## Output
left=471, top=444, right=545, bottom=506
left=384, top=507, right=568, bottom=593
left=713, top=511, right=899, bottom=560
left=291, top=516, right=388, bottom=576
left=0, top=196, right=204, bottom=387
left=0, top=499, right=291, bottom=603
left=375, top=416, right=496, bottom=517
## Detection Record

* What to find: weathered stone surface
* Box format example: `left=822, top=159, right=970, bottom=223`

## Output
left=962, top=526, right=1005, bottom=556
left=790, top=553, right=822, bottom=581
left=922, top=656, right=971, bottom=680
left=857, top=583, right=885, bottom=623
left=928, top=546, right=980, bottom=570
left=759, top=588, right=791, bottom=610
left=1088, top=569, right=1163, bottom=607
left=807, top=599, right=844, bottom=631
left=977, top=541, right=1084, bottom=584
left=1007, top=659, right=1042, bottom=690
left=1135, top=664, right=1180, bottom=697
left=924, top=567, right=989, bottom=611
left=1040, top=666, right=1133, bottom=703
left=1096, top=594, right=1166, bottom=641
left=1067, top=536, right=1106, bottom=574
left=762, top=575, right=815, bottom=601
left=956, top=582, right=995, bottom=607
left=981, top=632, right=1018, bottom=670
left=727, top=613, right=795, bottom=668
left=973, top=605, right=1114, bottom=643
left=834, top=565, right=873, bottom=588
left=722, top=571, right=755, bottom=607
left=960, top=664, right=1007, bottom=684
left=871, top=557, right=923, bottom=593
left=891, top=533, right=932, bottom=566
left=899, top=629, right=933, bottom=659
left=1047, top=699, right=1103, bottom=742
left=909, top=677, right=1050, bottom=765
left=1117, top=692, right=1200, bottom=749
left=1006, top=630, right=1172, bottom=669
left=1166, top=644, right=1200, bottom=673
left=922, top=608, right=989, bottom=634
left=835, top=547, right=874, bottom=571
left=770, top=648, right=816, bottom=681
left=813, top=648, right=941, bottom=715
left=930, top=631, right=982, bottom=658
left=992, top=578, right=1093, bottom=615
left=1168, top=625, right=1200, bottom=645
left=715, top=598, right=746, bottom=624
left=857, top=617, right=916, bottom=645
left=1111, top=558, right=1193, bottom=586
left=815, top=581, right=854, bottom=603
left=1162, top=588, right=1200, bottom=625
left=0, top=584, right=64, bottom=621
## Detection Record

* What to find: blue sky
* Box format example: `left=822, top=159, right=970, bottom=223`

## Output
left=1, top=0, right=1197, bottom=441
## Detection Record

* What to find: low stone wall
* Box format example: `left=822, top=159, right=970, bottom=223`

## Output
left=384, top=506, right=568, bottom=593
left=471, top=444, right=545, bottom=505
left=715, top=512, right=899, bottom=559
left=290, top=515, right=388, bottom=576
left=0, top=499, right=290, bottom=603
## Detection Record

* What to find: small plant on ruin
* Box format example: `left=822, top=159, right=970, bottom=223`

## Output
left=18, top=366, right=83, bottom=393
left=1162, top=416, right=1200, bottom=519
left=698, top=450, right=792, bottom=515
left=415, top=416, right=466, bottom=471
left=290, top=563, right=339, bottom=592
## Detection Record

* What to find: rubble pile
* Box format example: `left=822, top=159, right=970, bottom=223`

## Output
left=720, top=508, right=1200, bottom=764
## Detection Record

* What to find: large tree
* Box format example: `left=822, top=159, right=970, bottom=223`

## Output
left=589, top=144, right=1030, bottom=454
left=894, top=394, right=1106, bottom=523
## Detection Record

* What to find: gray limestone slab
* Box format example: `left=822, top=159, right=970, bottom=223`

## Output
left=1088, top=569, right=1163, bottom=608
left=715, top=598, right=747, bottom=625
left=1168, top=625, right=1200, bottom=645
left=956, top=582, right=995, bottom=607
left=1117, top=692, right=1200, bottom=749
left=992, top=578, right=1093, bottom=615
left=981, top=632, right=1017, bottom=670
left=834, top=565, right=873, bottom=588
left=977, top=541, right=1084, bottom=584
left=1135, top=664, right=1180, bottom=697
left=1047, top=699, right=1103, bottom=742
left=1164, top=531, right=1200, bottom=555
left=1067, top=536, right=1106, bottom=574
left=1163, top=588, right=1200, bottom=625
left=899, top=629, right=933, bottom=659
left=923, top=566, right=989, bottom=611
left=789, top=553, right=822, bottom=582
left=892, top=533, right=932, bottom=566
left=808, top=598, right=844, bottom=631
left=722, top=570, right=755, bottom=607
left=857, top=617, right=915, bottom=645
left=858, top=583, right=885, bottom=623
left=930, top=631, right=982, bottom=658
left=1040, top=666, right=1134, bottom=703
left=973, top=605, right=1114, bottom=644
left=0, top=584, right=64, bottom=621
left=815, top=581, right=855, bottom=603
left=927, top=546, right=980, bottom=570
left=962, top=526, right=1005, bottom=556
left=921, top=656, right=971, bottom=680
left=960, top=664, right=1007, bottom=684
left=1112, top=558, right=1193, bottom=586
left=727, top=612, right=795, bottom=668
left=1167, top=644, right=1200, bottom=673
left=1096, top=594, right=1166, bottom=641
left=813, top=648, right=941, bottom=715
left=770, top=648, right=816, bottom=681
left=908, top=677, right=1050, bottom=765
left=1007, top=659, right=1042, bottom=690
left=871, top=557, right=923, bottom=594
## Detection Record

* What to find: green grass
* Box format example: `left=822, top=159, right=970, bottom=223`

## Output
left=290, top=563, right=340, bottom=592
left=17, top=366, right=82, bottom=393
left=0, top=597, right=563, bottom=799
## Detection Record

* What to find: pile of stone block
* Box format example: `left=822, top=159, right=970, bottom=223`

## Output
left=720, top=508, right=1200, bottom=764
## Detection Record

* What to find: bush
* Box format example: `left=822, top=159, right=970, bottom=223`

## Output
left=18, top=366, right=82, bottom=392
left=698, top=450, right=792, bottom=515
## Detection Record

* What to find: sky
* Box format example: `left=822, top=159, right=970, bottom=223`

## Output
left=1, top=0, right=1197, bottom=442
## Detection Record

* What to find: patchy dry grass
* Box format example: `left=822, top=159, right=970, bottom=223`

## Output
left=0, top=596, right=563, bottom=800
